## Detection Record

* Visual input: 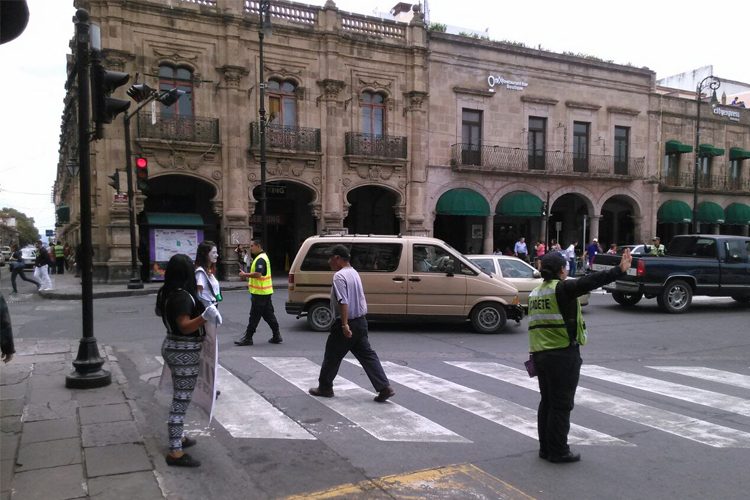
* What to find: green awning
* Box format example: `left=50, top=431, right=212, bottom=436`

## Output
left=725, top=203, right=750, bottom=225
left=657, top=200, right=692, bottom=223
left=665, top=140, right=693, bottom=155
left=145, top=213, right=205, bottom=227
left=496, top=191, right=543, bottom=217
left=729, top=147, right=750, bottom=161
left=696, top=202, right=725, bottom=224
left=436, top=188, right=490, bottom=216
left=698, top=144, right=725, bottom=157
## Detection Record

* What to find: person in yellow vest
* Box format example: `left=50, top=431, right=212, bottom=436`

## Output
left=528, top=248, right=631, bottom=463
left=54, top=241, right=65, bottom=275
left=235, top=239, right=282, bottom=346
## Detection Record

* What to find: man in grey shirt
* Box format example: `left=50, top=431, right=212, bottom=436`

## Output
left=309, top=244, right=395, bottom=403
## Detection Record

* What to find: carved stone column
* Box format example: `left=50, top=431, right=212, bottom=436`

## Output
left=404, top=90, right=428, bottom=234
left=484, top=215, right=495, bottom=254
left=589, top=215, right=601, bottom=242
left=317, top=78, right=346, bottom=232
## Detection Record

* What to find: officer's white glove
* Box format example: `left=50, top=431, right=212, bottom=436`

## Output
left=201, top=304, right=223, bottom=326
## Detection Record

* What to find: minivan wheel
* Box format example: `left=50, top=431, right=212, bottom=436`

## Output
left=307, top=301, right=333, bottom=331
left=470, top=303, right=507, bottom=334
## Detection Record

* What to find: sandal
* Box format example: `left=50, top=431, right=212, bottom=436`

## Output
left=181, top=436, right=197, bottom=448
left=166, top=452, right=201, bottom=467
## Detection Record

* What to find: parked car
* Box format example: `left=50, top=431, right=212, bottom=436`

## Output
left=0, top=245, right=11, bottom=261
left=593, top=235, right=750, bottom=313
left=467, top=254, right=589, bottom=308
left=20, top=246, right=37, bottom=269
left=287, top=235, right=524, bottom=334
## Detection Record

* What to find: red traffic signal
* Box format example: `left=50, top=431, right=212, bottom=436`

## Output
left=135, top=157, right=149, bottom=192
left=135, top=157, right=148, bottom=169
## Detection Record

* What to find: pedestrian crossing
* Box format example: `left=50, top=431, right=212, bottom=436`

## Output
left=154, top=357, right=750, bottom=449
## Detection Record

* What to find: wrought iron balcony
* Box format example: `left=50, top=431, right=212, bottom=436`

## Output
left=726, top=177, right=750, bottom=192
left=250, top=122, right=321, bottom=152
left=136, top=113, right=220, bottom=144
left=345, top=132, right=407, bottom=159
left=450, top=143, right=645, bottom=178
left=659, top=172, right=750, bottom=192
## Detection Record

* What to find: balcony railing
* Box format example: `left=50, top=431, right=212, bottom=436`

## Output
left=660, top=172, right=750, bottom=192
left=450, top=144, right=645, bottom=178
left=250, top=122, right=321, bottom=152
left=136, top=113, right=220, bottom=144
left=726, top=177, right=750, bottom=192
left=345, top=132, right=407, bottom=159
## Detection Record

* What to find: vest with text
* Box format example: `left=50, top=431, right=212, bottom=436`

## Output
left=528, top=279, right=587, bottom=352
left=248, top=252, right=273, bottom=295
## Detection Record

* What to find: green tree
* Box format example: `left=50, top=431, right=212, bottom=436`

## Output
left=0, top=208, right=41, bottom=247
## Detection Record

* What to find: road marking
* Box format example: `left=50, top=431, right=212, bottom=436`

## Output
left=156, top=356, right=314, bottom=440
left=582, top=365, right=750, bottom=418
left=377, top=361, right=628, bottom=446
left=256, top=357, right=467, bottom=443
left=450, top=361, right=750, bottom=448
left=647, top=366, right=750, bottom=390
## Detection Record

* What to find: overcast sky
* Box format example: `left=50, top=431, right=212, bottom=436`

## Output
left=0, top=0, right=746, bottom=237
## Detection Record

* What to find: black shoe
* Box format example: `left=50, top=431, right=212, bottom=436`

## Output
left=539, top=450, right=549, bottom=460
left=234, top=336, right=253, bottom=346
left=548, top=451, right=581, bottom=463
left=268, top=336, right=283, bottom=344
left=309, top=387, right=334, bottom=398
left=215, top=390, right=221, bottom=399
left=166, top=452, right=201, bottom=467
left=181, top=436, right=197, bottom=449
left=374, top=386, right=395, bottom=403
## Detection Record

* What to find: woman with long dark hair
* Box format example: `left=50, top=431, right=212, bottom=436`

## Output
left=156, top=253, right=222, bottom=467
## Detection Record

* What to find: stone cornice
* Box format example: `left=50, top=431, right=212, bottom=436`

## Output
left=520, top=95, right=558, bottom=106
left=607, top=106, right=640, bottom=116
left=565, top=100, right=601, bottom=111
left=453, top=86, right=495, bottom=98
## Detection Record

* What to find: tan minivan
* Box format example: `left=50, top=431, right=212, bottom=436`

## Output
left=285, top=235, right=524, bottom=334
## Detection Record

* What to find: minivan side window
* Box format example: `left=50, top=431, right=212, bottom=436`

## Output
left=300, top=243, right=402, bottom=272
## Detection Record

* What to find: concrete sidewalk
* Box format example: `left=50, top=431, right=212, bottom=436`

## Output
left=34, top=271, right=288, bottom=300
left=0, top=339, right=164, bottom=500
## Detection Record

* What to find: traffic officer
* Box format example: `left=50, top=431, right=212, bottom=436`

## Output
left=54, top=241, right=65, bottom=274
left=235, top=239, right=282, bottom=346
left=528, top=248, right=631, bottom=463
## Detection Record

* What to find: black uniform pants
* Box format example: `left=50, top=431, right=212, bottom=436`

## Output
left=318, top=317, right=389, bottom=392
left=533, top=345, right=582, bottom=457
left=245, top=294, right=280, bottom=337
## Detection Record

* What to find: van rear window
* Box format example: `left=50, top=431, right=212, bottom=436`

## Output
left=301, top=243, right=402, bottom=272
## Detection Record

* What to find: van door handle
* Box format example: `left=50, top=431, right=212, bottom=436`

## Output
left=408, top=277, right=421, bottom=282
left=392, top=277, right=405, bottom=282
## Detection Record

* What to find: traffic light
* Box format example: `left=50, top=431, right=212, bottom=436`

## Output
left=91, top=52, right=130, bottom=138
left=107, top=169, right=120, bottom=192
left=157, top=88, right=187, bottom=107
left=126, top=83, right=154, bottom=103
left=135, top=157, right=149, bottom=192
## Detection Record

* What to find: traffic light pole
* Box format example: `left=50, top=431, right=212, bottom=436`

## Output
left=123, top=113, right=142, bottom=289
left=66, top=9, right=111, bottom=389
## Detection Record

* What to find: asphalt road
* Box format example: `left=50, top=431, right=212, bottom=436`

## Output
left=4, top=281, right=750, bottom=500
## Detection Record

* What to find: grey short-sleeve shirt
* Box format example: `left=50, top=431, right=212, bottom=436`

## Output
left=330, top=266, right=368, bottom=320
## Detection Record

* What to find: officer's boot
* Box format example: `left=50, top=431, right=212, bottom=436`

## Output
left=234, top=332, right=254, bottom=346
left=268, top=332, right=283, bottom=344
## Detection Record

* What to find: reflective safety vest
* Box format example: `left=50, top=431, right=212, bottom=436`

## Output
left=54, top=244, right=64, bottom=258
left=248, top=252, right=273, bottom=295
left=528, top=279, right=587, bottom=352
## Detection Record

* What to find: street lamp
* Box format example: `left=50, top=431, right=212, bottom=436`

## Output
left=692, top=75, right=720, bottom=234
left=123, top=84, right=185, bottom=289
left=258, top=0, right=272, bottom=242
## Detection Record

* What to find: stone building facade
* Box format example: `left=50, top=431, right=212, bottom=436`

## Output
left=54, top=0, right=750, bottom=282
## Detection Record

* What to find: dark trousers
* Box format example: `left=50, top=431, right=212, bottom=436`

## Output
left=533, top=345, right=582, bottom=457
left=56, top=259, right=65, bottom=275
left=569, top=258, right=577, bottom=277
left=11, top=266, right=40, bottom=293
left=318, top=317, right=389, bottom=392
left=245, top=294, right=280, bottom=337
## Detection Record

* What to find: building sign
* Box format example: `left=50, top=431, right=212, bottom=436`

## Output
left=713, top=107, right=741, bottom=122
left=487, top=74, right=528, bottom=91
left=149, top=228, right=204, bottom=281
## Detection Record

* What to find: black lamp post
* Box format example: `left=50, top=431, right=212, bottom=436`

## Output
left=692, top=75, right=720, bottom=234
left=258, top=0, right=272, bottom=241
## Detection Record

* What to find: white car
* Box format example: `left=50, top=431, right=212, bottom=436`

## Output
left=20, top=246, right=37, bottom=268
left=467, top=254, right=589, bottom=308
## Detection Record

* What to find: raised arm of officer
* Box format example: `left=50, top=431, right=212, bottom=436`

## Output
left=561, top=248, right=631, bottom=297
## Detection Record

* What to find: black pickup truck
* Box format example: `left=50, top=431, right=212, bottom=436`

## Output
left=592, top=235, right=750, bottom=313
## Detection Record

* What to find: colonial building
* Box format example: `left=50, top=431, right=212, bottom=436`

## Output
left=54, top=0, right=750, bottom=282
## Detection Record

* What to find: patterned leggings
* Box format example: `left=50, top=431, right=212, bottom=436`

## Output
left=162, top=336, right=202, bottom=452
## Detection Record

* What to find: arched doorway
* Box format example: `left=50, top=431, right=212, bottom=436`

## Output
left=252, top=181, right=316, bottom=274
left=433, top=188, right=489, bottom=253
left=344, top=185, right=399, bottom=235
left=548, top=194, right=589, bottom=248
left=600, top=195, right=638, bottom=246
left=494, top=191, right=544, bottom=255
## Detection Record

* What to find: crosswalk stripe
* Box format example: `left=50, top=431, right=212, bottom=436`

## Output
left=449, top=361, right=750, bottom=448
left=256, top=357, right=468, bottom=443
left=375, top=361, right=629, bottom=447
left=582, top=365, right=750, bottom=418
left=646, top=366, right=750, bottom=390
left=156, top=356, right=315, bottom=440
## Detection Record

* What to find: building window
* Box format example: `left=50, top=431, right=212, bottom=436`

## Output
left=528, top=117, right=546, bottom=170
left=698, top=155, right=713, bottom=188
left=663, top=154, right=680, bottom=186
left=158, top=65, right=193, bottom=118
left=361, top=91, right=386, bottom=136
left=462, top=109, right=482, bottom=165
left=267, top=80, right=297, bottom=126
left=614, top=126, right=629, bottom=175
left=573, top=121, right=589, bottom=172
left=728, top=159, right=743, bottom=190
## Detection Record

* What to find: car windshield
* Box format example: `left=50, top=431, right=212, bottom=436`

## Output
left=498, top=259, right=536, bottom=278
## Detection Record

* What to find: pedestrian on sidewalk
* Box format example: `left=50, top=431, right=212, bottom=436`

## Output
left=235, top=239, right=282, bottom=346
left=33, top=240, right=53, bottom=290
left=528, top=248, right=631, bottom=463
left=9, top=244, right=40, bottom=294
left=156, top=254, right=222, bottom=467
left=195, top=241, right=222, bottom=401
left=53, top=241, right=65, bottom=274
left=309, top=245, right=395, bottom=403
left=1, top=293, right=15, bottom=363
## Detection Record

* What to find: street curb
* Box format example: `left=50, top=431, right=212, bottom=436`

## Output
left=37, top=283, right=288, bottom=300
